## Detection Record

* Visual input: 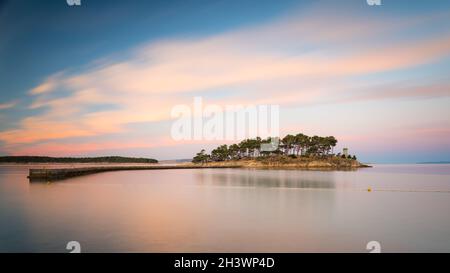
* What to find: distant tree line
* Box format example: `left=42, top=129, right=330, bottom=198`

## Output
left=193, top=134, right=357, bottom=163
left=0, top=156, right=158, bottom=164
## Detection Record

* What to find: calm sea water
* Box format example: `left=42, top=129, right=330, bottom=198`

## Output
left=1, top=164, right=450, bottom=252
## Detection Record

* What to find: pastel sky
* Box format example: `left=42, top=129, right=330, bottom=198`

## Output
left=1, top=0, right=450, bottom=163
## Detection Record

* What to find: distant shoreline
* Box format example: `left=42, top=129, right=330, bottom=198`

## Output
left=417, top=161, right=450, bottom=164
left=0, top=156, right=158, bottom=164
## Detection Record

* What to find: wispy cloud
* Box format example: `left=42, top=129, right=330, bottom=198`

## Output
left=28, top=72, right=64, bottom=95
left=0, top=101, right=17, bottom=110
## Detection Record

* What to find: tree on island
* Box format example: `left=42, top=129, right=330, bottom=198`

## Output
left=192, top=149, right=210, bottom=163
left=191, top=133, right=355, bottom=163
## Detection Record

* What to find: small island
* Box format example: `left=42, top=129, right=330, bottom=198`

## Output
left=189, top=133, right=370, bottom=169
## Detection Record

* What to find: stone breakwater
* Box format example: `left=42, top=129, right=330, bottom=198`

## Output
left=28, top=165, right=241, bottom=181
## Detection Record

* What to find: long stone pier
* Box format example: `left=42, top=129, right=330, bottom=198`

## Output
left=28, top=165, right=241, bottom=181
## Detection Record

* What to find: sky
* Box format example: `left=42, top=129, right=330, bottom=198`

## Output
left=0, top=0, right=450, bottom=163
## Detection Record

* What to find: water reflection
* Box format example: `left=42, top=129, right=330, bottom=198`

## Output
left=196, top=169, right=339, bottom=189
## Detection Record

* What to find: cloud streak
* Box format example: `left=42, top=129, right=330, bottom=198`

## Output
left=0, top=101, right=16, bottom=110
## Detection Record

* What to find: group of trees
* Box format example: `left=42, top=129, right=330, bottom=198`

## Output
left=192, top=133, right=356, bottom=163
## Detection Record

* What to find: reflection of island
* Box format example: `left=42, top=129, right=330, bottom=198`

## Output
left=191, top=133, right=370, bottom=169
left=196, top=170, right=339, bottom=189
